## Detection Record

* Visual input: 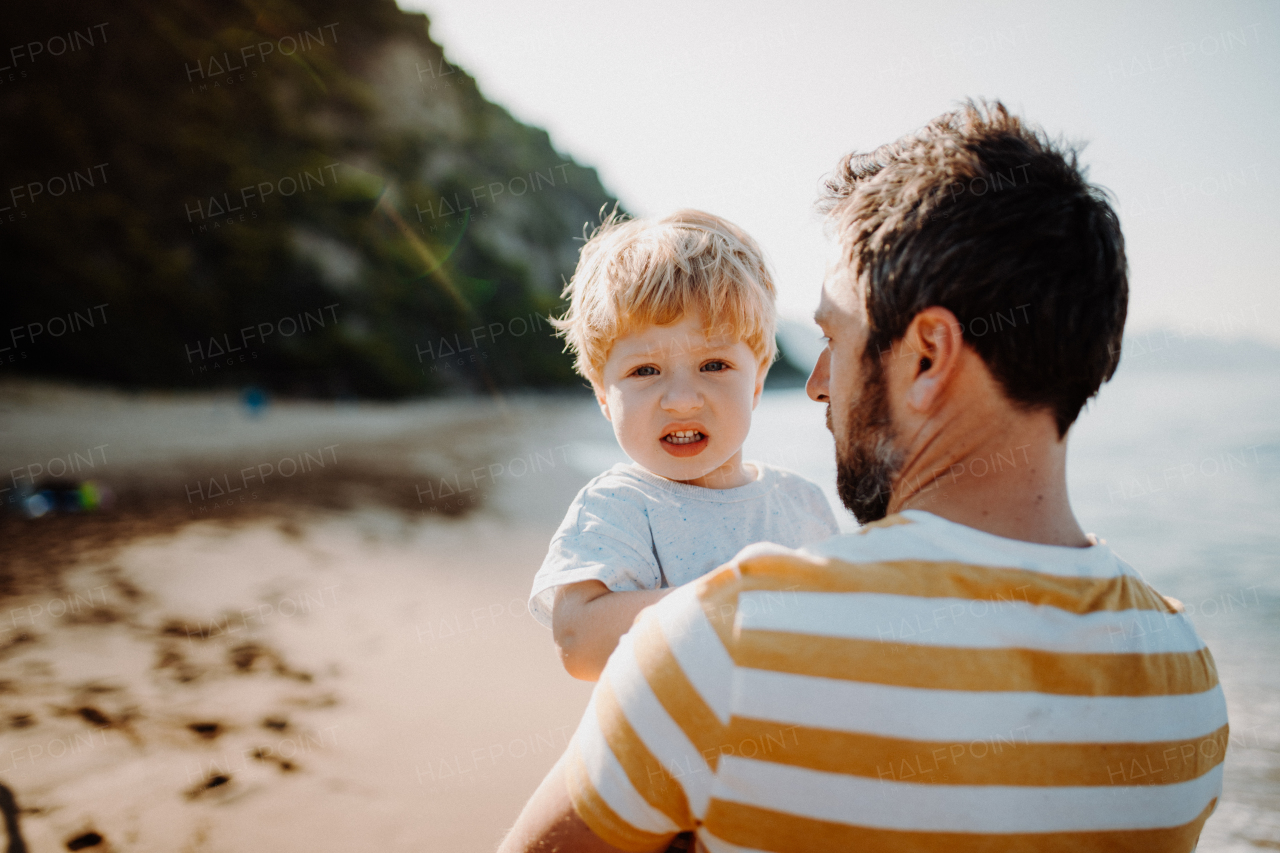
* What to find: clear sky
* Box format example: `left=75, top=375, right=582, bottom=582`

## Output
left=403, top=0, right=1279, bottom=344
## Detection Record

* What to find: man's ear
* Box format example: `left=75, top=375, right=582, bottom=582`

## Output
left=592, top=381, right=612, bottom=421
left=898, top=306, right=965, bottom=413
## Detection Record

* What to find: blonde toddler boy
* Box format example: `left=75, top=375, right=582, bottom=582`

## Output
left=528, top=210, right=838, bottom=680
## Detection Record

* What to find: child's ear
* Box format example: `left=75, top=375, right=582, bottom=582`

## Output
left=592, top=381, right=612, bottom=421
left=752, top=360, right=770, bottom=409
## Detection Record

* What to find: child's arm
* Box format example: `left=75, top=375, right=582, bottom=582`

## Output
left=551, top=580, right=673, bottom=681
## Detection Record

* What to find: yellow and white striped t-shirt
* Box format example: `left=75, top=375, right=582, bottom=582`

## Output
left=564, top=510, right=1229, bottom=852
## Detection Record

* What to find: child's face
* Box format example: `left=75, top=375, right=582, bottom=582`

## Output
left=594, top=314, right=768, bottom=489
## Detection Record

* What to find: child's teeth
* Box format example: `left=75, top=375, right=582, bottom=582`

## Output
left=666, top=430, right=703, bottom=444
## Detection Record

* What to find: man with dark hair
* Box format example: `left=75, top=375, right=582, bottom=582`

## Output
left=500, top=100, right=1228, bottom=852
left=819, top=100, right=1129, bottom=523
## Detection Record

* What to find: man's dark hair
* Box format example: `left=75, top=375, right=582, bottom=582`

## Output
left=818, top=99, right=1128, bottom=436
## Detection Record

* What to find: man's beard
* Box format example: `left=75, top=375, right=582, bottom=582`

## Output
left=831, top=354, right=904, bottom=524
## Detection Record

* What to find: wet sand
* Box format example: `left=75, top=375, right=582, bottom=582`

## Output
left=0, top=380, right=612, bottom=850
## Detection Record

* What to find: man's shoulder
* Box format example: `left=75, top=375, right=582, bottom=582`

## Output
left=636, top=530, right=865, bottom=644
left=627, top=516, right=945, bottom=679
left=637, top=515, right=930, bottom=610
left=715, top=511, right=1135, bottom=602
left=803, top=511, right=936, bottom=561
left=724, top=513, right=928, bottom=577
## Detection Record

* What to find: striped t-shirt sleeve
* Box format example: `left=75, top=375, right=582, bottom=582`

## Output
left=564, top=566, right=741, bottom=850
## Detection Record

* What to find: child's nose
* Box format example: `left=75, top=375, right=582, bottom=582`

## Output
left=660, top=377, right=702, bottom=413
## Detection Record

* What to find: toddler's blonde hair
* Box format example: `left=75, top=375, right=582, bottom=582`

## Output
left=552, top=209, right=778, bottom=385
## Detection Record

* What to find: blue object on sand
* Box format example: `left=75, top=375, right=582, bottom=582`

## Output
left=242, top=386, right=269, bottom=417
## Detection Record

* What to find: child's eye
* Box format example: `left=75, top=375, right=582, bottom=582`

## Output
left=633, top=365, right=658, bottom=377
left=701, top=361, right=729, bottom=372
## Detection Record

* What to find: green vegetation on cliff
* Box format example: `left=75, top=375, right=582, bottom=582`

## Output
left=0, top=0, right=619, bottom=396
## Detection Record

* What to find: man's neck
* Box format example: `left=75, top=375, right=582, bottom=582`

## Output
left=888, top=408, right=1090, bottom=549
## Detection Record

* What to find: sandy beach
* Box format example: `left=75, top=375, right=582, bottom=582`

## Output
left=0, top=379, right=613, bottom=851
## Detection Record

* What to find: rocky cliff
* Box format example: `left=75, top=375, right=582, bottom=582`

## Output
left=0, top=0, right=619, bottom=396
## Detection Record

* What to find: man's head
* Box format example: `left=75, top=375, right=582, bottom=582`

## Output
left=809, top=100, right=1128, bottom=522
left=553, top=210, right=778, bottom=486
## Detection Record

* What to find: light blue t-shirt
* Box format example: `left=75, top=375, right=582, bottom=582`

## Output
left=528, top=461, right=839, bottom=628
